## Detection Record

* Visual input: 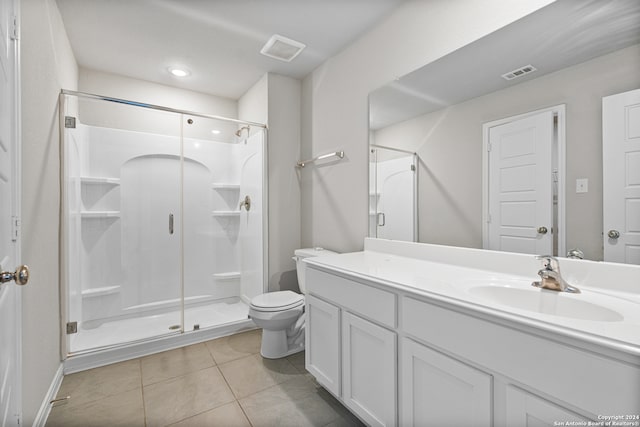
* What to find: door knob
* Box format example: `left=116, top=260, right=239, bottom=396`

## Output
left=537, top=226, right=548, bottom=234
left=0, top=265, right=29, bottom=286
left=607, top=229, right=620, bottom=239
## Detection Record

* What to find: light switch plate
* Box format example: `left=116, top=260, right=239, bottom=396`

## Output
left=576, top=178, right=588, bottom=193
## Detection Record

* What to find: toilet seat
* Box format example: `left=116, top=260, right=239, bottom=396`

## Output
left=250, top=290, right=304, bottom=312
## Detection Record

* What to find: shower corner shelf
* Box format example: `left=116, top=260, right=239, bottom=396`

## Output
left=211, top=183, right=240, bottom=190
left=212, top=271, right=241, bottom=281
left=212, top=210, right=241, bottom=217
left=81, top=285, right=121, bottom=298
left=80, top=211, right=121, bottom=218
left=80, top=176, right=121, bottom=185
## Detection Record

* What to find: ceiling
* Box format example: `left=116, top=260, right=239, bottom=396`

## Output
left=55, top=0, right=405, bottom=100
left=369, top=0, right=640, bottom=130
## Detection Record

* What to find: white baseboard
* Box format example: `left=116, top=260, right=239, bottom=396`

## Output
left=32, top=363, right=64, bottom=427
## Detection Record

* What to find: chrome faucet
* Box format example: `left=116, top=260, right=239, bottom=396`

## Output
left=532, top=255, right=580, bottom=294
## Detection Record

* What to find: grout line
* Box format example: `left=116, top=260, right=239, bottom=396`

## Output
left=138, top=359, right=148, bottom=427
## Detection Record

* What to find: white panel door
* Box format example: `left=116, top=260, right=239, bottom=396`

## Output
left=487, top=111, right=554, bottom=254
left=0, top=1, right=21, bottom=426
left=400, top=338, right=492, bottom=427
left=603, top=89, right=640, bottom=264
left=342, top=312, right=396, bottom=427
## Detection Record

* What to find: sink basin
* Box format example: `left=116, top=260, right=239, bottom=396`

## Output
left=468, top=286, right=624, bottom=322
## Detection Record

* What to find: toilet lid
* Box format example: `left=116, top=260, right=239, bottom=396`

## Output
left=250, top=291, right=304, bottom=311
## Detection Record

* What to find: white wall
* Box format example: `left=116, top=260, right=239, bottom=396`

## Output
left=373, top=45, right=640, bottom=260
left=20, top=0, right=78, bottom=423
left=301, top=0, right=555, bottom=253
left=239, top=73, right=302, bottom=292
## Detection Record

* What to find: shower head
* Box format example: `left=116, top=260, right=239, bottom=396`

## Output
left=235, top=125, right=250, bottom=138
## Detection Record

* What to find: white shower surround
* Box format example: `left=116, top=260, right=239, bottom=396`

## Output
left=64, top=122, right=265, bottom=353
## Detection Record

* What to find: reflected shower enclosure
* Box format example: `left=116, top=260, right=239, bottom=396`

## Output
left=369, top=145, right=418, bottom=241
left=60, top=91, right=267, bottom=358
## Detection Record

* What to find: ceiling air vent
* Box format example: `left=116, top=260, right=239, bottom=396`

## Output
left=260, top=34, right=306, bottom=62
left=501, top=64, right=537, bottom=81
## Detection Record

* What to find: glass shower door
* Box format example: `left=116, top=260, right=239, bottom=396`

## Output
left=62, top=93, right=184, bottom=354
left=369, top=146, right=418, bottom=242
left=181, top=115, right=266, bottom=331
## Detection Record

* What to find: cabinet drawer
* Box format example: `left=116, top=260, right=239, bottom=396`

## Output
left=307, top=266, right=396, bottom=328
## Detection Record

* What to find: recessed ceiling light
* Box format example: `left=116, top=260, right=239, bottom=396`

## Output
left=168, top=67, right=190, bottom=77
left=260, top=34, right=305, bottom=62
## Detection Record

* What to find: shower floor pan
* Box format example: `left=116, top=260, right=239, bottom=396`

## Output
left=67, top=299, right=251, bottom=365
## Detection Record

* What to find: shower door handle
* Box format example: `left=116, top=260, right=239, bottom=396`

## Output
left=169, top=214, right=174, bottom=235
left=239, top=195, right=251, bottom=211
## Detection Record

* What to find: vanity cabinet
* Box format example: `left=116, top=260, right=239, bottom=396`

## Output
left=305, top=268, right=397, bottom=427
left=305, top=260, right=639, bottom=427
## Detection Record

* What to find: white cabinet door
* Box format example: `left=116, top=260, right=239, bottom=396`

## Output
left=305, top=294, right=341, bottom=397
left=342, top=311, right=396, bottom=427
left=506, top=385, right=588, bottom=427
left=400, top=338, right=492, bottom=427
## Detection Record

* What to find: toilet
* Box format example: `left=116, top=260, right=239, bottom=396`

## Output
left=249, top=247, right=336, bottom=359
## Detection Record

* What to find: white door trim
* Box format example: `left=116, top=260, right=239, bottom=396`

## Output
left=482, top=105, right=566, bottom=256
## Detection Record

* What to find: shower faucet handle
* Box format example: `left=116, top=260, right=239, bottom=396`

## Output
left=239, top=195, right=251, bottom=211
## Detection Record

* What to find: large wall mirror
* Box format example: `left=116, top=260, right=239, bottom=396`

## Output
left=368, top=0, right=640, bottom=263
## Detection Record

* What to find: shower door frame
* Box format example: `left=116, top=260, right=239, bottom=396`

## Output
left=58, top=89, right=269, bottom=365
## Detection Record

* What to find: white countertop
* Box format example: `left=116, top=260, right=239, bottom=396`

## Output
left=305, top=247, right=640, bottom=357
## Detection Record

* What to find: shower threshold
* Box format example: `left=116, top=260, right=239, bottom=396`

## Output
left=65, top=299, right=254, bottom=373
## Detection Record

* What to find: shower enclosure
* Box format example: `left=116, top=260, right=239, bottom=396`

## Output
left=369, top=145, right=418, bottom=241
left=59, top=91, right=266, bottom=365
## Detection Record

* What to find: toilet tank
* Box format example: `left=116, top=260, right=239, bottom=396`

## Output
left=293, top=247, right=337, bottom=294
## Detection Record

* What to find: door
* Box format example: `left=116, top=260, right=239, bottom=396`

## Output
left=400, top=338, right=492, bottom=427
left=342, top=311, right=396, bottom=427
left=486, top=111, right=554, bottom=255
left=603, top=89, right=640, bottom=264
left=0, top=1, right=22, bottom=425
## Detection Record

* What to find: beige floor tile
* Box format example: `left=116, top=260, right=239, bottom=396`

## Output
left=143, top=366, right=235, bottom=427
left=239, top=376, right=346, bottom=427
left=54, top=359, right=141, bottom=407
left=169, top=401, right=251, bottom=427
left=205, top=329, right=261, bottom=364
left=286, top=350, right=307, bottom=373
left=141, top=342, right=215, bottom=385
left=46, top=388, right=144, bottom=427
left=218, top=353, right=301, bottom=398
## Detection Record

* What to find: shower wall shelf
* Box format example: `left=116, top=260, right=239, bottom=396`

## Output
left=211, top=183, right=240, bottom=190
left=80, top=177, right=121, bottom=185
left=212, top=210, right=241, bottom=217
left=81, top=285, right=121, bottom=298
left=80, top=211, right=121, bottom=218
left=212, top=272, right=241, bottom=281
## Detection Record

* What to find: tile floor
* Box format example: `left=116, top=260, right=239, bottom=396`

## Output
left=46, top=329, right=365, bottom=427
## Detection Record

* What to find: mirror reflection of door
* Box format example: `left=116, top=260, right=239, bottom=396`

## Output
left=370, top=146, right=417, bottom=242
left=603, top=88, right=640, bottom=264
left=483, top=107, right=565, bottom=256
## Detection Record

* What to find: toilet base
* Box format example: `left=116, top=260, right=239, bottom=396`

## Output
left=260, top=328, right=304, bottom=359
